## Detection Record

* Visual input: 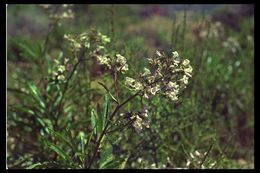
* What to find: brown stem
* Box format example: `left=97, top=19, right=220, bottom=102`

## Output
left=199, top=142, right=214, bottom=169
left=106, top=119, right=134, bottom=134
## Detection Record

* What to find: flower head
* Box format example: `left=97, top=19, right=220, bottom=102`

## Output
left=125, top=50, right=193, bottom=102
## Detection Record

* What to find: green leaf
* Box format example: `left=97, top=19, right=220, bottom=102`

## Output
left=104, top=155, right=130, bottom=169
left=53, top=85, right=63, bottom=107
left=26, top=162, right=42, bottom=169
left=58, top=51, right=64, bottom=60
left=108, top=92, right=118, bottom=104
left=18, top=41, right=37, bottom=60
left=85, top=130, right=94, bottom=152
left=102, top=94, right=110, bottom=130
left=91, top=109, right=98, bottom=135
left=36, top=118, right=53, bottom=134
left=17, top=39, right=43, bottom=63
left=75, top=152, right=85, bottom=163
left=79, top=132, right=86, bottom=154
left=36, top=117, right=45, bottom=127
left=48, top=128, right=73, bottom=149
left=47, top=142, right=71, bottom=162
left=118, top=154, right=130, bottom=169
left=99, top=145, right=113, bottom=169
left=26, top=81, right=46, bottom=110
left=97, top=82, right=118, bottom=104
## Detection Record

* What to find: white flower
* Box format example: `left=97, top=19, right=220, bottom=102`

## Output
left=137, top=158, right=142, bottom=163
left=116, top=54, right=127, bottom=64
left=180, top=75, right=189, bottom=85
left=52, top=72, right=58, bottom=76
left=186, top=159, right=191, bottom=167
left=101, top=34, right=110, bottom=44
left=172, top=51, right=179, bottom=58
left=121, top=64, right=129, bottom=73
left=62, top=12, right=69, bottom=18
left=57, top=74, right=65, bottom=81
left=167, top=81, right=179, bottom=89
left=142, top=67, right=151, bottom=76
left=58, top=65, right=66, bottom=73
left=184, top=66, right=193, bottom=77
left=125, top=77, right=143, bottom=90
left=74, top=43, right=82, bottom=50
left=147, top=76, right=155, bottom=83
left=182, top=59, right=190, bottom=67
left=125, top=77, right=136, bottom=86
left=64, top=58, right=69, bottom=64
left=97, top=56, right=111, bottom=67
left=195, top=150, right=201, bottom=157
left=148, top=85, right=160, bottom=95
left=166, top=91, right=178, bottom=101
left=190, top=152, right=195, bottom=159
left=135, top=82, right=143, bottom=90
left=133, top=115, right=143, bottom=132
left=209, top=161, right=216, bottom=168
left=143, top=109, right=149, bottom=117
left=156, top=50, right=162, bottom=57
left=151, top=163, right=156, bottom=168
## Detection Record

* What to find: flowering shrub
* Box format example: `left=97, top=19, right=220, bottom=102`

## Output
left=7, top=4, right=254, bottom=169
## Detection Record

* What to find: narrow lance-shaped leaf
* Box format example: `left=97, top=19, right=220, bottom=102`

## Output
left=102, top=94, right=110, bottom=130
left=18, top=41, right=37, bottom=60
left=98, top=82, right=118, bottom=104
left=48, top=128, right=74, bottom=149
left=26, top=81, right=46, bottom=110
left=91, top=109, right=98, bottom=135
left=47, top=142, right=72, bottom=162
left=85, top=129, right=94, bottom=152
left=26, top=162, right=43, bottom=169
left=79, top=132, right=86, bottom=155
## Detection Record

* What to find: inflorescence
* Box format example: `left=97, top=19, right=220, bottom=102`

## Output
left=125, top=50, right=193, bottom=102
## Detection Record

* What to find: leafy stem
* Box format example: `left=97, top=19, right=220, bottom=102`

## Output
left=87, top=90, right=141, bottom=168
left=52, top=48, right=86, bottom=131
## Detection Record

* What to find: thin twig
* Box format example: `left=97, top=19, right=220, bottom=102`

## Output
left=199, top=142, right=214, bottom=169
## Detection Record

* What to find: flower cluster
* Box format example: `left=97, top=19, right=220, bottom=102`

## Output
left=64, top=30, right=128, bottom=74
left=119, top=108, right=150, bottom=132
left=125, top=50, right=193, bottom=101
left=40, top=4, right=74, bottom=22
left=64, top=29, right=110, bottom=53
left=50, top=58, right=70, bottom=83
left=96, top=53, right=129, bottom=74
left=222, top=37, right=240, bottom=53
left=131, top=109, right=150, bottom=132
